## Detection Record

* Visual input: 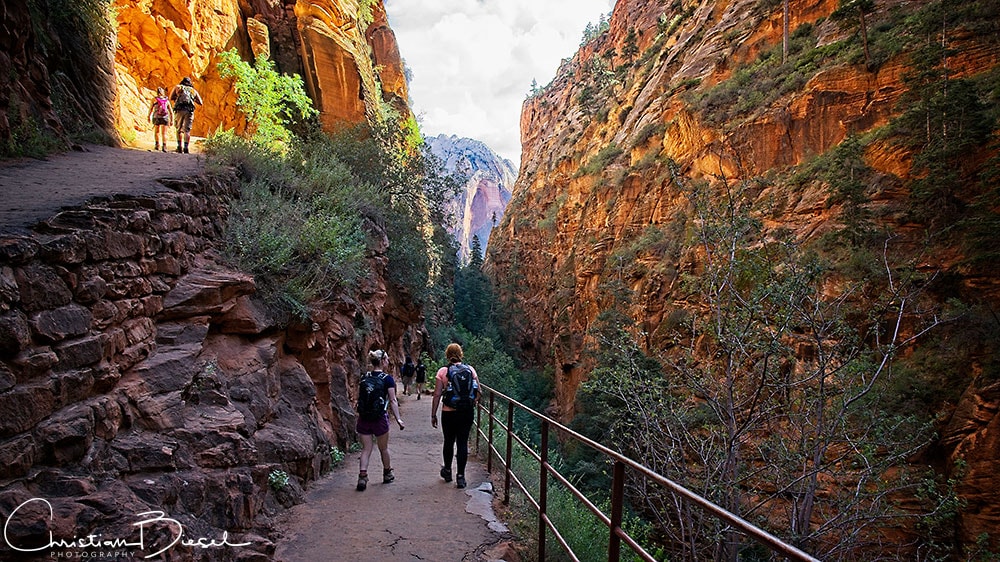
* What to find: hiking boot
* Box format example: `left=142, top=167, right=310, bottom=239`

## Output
left=356, top=473, right=368, bottom=491
left=183, top=145, right=189, bottom=154
left=383, top=468, right=395, bottom=483
left=440, top=467, right=452, bottom=483
left=456, top=474, right=466, bottom=489
left=176, top=146, right=183, bottom=153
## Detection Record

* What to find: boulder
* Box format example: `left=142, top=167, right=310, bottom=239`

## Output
left=29, top=303, right=92, bottom=343
left=159, top=268, right=255, bottom=320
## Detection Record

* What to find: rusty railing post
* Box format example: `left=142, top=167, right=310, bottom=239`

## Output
left=538, top=419, right=550, bottom=562
left=504, top=401, right=514, bottom=505
left=609, top=460, right=626, bottom=562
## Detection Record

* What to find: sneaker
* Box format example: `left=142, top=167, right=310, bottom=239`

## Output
left=356, top=473, right=368, bottom=491
left=383, top=469, right=395, bottom=484
left=154, top=143, right=160, bottom=151
left=456, top=475, right=466, bottom=489
left=440, top=467, right=452, bottom=483
left=161, top=147, right=167, bottom=153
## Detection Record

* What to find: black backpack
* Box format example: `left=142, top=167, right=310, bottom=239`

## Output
left=444, top=363, right=477, bottom=411
left=357, top=371, right=388, bottom=421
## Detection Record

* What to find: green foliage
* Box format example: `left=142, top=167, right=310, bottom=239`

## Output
left=357, top=0, right=377, bottom=27
left=578, top=143, right=624, bottom=176
left=580, top=12, right=611, bottom=46
left=1, top=111, right=65, bottom=158
left=329, top=446, right=345, bottom=467
left=691, top=23, right=846, bottom=127
left=216, top=49, right=317, bottom=148
left=631, top=122, right=666, bottom=149
left=207, top=116, right=455, bottom=316
left=268, top=469, right=290, bottom=490
left=454, top=236, right=499, bottom=337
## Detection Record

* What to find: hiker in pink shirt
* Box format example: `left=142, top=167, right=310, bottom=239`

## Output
left=147, top=87, right=173, bottom=152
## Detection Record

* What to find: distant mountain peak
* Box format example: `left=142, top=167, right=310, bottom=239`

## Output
left=426, top=134, right=517, bottom=263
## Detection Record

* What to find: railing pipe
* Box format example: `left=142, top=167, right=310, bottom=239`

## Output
left=476, top=384, right=821, bottom=562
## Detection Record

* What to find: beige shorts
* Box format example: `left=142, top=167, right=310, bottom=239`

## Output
left=175, top=109, right=194, bottom=133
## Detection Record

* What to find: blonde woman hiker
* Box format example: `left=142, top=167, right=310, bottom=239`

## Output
left=148, top=87, right=172, bottom=152
left=355, top=349, right=405, bottom=491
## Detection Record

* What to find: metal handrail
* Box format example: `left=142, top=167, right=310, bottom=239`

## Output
left=473, top=384, right=820, bottom=562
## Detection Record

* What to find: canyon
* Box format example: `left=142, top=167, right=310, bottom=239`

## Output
left=2, top=0, right=999, bottom=558
left=1, top=0, right=425, bottom=559
left=425, top=134, right=516, bottom=263
left=487, top=0, right=1000, bottom=554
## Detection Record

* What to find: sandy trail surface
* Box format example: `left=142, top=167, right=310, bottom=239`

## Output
left=0, top=143, right=204, bottom=233
left=274, top=391, right=513, bottom=561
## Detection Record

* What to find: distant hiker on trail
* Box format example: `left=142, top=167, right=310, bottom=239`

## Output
left=414, top=357, right=427, bottom=399
left=147, top=87, right=172, bottom=152
left=169, top=76, right=203, bottom=153
left=401, top=355, right=416, bottom=395
left=355, top=349, right=404, bottom=491
left=431, top=343, right=480, bottom=489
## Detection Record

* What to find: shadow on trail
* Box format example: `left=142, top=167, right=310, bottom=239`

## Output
left=273, top=392, right=515, bottom=561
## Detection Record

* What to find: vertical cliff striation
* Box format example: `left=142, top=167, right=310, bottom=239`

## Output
left=1, top=0, right=409, bottom=150
left=488, top=0, right=1000, bottom=553
left=426, top=134, right=516, bottom=263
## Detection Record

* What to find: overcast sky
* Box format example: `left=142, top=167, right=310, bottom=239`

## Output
left=383, top=0, right=617, bottom=165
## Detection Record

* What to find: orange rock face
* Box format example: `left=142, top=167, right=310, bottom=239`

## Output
left=112, top=0, right=409, bottom=142
left=489, top=0, right=1000, bottom=552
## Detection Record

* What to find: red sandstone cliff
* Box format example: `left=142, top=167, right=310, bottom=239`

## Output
left=1, top=0, right=409, bottom=149
left=488, top=0, right=1000, bottom=553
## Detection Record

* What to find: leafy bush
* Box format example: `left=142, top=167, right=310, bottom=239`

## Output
left=216, top=49, right=317, bottom=148
left=207, top=118, right=456, bottom=316
left=578, top=143, right=625, bottom=176
left=268, top=469, right=290, bottom=490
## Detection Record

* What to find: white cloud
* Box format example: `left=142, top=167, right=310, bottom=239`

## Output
left=384, top=0, right=616, bottom=165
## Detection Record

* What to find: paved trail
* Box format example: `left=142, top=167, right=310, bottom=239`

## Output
left=274, top=391, right=514, bottom=561
left=0, top=143, right=203, bottom=233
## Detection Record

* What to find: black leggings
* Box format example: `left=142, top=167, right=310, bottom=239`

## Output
left=441, top=409, right=475, bottom=475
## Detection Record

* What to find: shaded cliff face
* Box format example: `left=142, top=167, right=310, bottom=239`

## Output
left=0, top=171, right=421, bottom=559
left=2, top=0, right=409, bottom=148
left=488, top=0, right=1000, bottom=549
left=426, top=134, right=516, bottom=262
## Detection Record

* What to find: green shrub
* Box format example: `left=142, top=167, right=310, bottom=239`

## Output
left=578, top=143, right=625, bottom=176
left=217, top=49, right=317, bottom=149
left=268, top=469, right=290, bottom=490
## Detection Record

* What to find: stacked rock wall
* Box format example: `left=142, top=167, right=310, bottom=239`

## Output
left=0, top=172, right=409, bottom=559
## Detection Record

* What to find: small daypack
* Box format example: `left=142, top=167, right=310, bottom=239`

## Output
left=357, top=371, right=388, bottom=421
left=174, top=85, right=195, bottom=110
left=154, top=97, right=170, bottom=119
left=443, top=363, right=477, bottom=411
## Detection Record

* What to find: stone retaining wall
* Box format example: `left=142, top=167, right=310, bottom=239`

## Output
left=0, top=172, right=421, bottom=560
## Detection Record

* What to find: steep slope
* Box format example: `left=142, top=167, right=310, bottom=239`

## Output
left=487, top=0, right=1000, bottom=553
left=425, top=134, right=516, bottom=262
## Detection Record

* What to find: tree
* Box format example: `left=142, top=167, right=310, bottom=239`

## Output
left=832, top=0, right=876, bottom=69
left=580, top=163, right=947, bottom=560
left=454, top=236, right=496, bottom=336
left=216, top=49, right=316, bottom=147
left=622, top=27, right=640, bottom=66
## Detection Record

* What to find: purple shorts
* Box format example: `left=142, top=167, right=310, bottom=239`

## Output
left=356, top=413, right=389, bottom=436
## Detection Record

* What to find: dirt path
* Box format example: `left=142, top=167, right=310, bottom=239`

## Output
left=0, top=143, right=204, bottom=233
left=273, top=391, right=515, bottom=562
